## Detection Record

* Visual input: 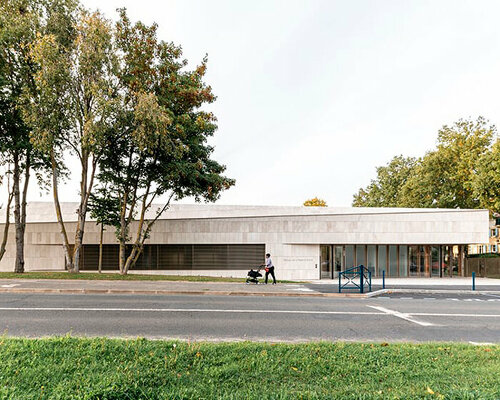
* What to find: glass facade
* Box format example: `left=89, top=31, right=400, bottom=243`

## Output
left=388, top=245, right=398, bottom=276
left=320, top=244, right=465, bottom=279
left=345, top=245, right=355, bottom=269
left=367, top=245, right=377, bottom=275
left=356, top=245, right=366, bottom=268
left=334, top=246, right=344, bottom=278
left=377, top=245, right=387, bottom=276
left=320, top=245, right=332, bottom=279
left=399, top=245, right=408, bottom=277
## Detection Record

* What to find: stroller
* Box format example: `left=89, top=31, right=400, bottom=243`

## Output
left=246, top=267, right=263, bottom=284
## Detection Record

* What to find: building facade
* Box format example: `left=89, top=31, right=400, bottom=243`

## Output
left=0, top=203, right=489, bottom=280
left=468, top=215, right=500, bottom=255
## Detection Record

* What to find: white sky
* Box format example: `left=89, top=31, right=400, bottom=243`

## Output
left=28, top=0, right=500, bottom=207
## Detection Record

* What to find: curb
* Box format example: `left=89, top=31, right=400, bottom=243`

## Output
left=0, top=287, right=369, bottom=298
left=374, top=288, right=500, bottom=295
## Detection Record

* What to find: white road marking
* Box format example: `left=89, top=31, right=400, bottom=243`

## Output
left=0, top=307, right=383, bottom=315
left=0, top=284, right=20, bottom=288
left=288, top=288, right=315, bottom=292
left=399, top=297, right=413, bottom=300
left=469, top=341, right=495, bottom=345
left=0, top=307, right=499, bottom=320
left=368, top=306, right=435, bottom=327
left=412, top=312, right=500, bottom=318
left=484, top=293, right=500, bottom=299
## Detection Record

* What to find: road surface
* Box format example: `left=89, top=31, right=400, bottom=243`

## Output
left=0, top=292, right=499, bottom=342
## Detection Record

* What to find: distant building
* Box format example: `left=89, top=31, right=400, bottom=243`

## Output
left=0, top=203, right=489, bottom=280
left=468, top=215, right=500, bottom=255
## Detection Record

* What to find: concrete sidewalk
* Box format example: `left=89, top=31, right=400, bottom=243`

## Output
left=0, top=279, right=367, bottom=298
left=308, top=277, right=500, bottom=286
left=0, top=277, right=498, bottom=298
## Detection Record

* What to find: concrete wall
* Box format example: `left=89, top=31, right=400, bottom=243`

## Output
left=0, top=205, right=489, bottom=280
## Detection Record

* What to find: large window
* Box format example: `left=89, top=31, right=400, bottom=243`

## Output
left=356, top=245, right=366, bottom=267
left=377, top=245, right=387, bottom=276
left=399, top=246, right=408, bottom=277
left=367, top=245, right=377, bottom=275
left=409, top=246, right=418, bottom=276
left=334, top=246, right=344, bottom=278
left=345, top=245, right=355, bottom=268
left=388, top=245, right=398, bottom=276
left=80, top=244, right=265, bottom=271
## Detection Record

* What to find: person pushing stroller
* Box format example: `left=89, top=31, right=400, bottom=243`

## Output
left=261, top=253, right=276, bottom=285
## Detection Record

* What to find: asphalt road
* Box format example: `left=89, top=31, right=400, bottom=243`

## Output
left=307, top=283, right=500, bottom=293
left=0, top=293, right=499, bottom=343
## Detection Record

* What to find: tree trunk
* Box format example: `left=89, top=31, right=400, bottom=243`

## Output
left=51, top=149, right=73, bottom=271
left=72, top=154, right=97, bottom=273
left=0, top=173, right=14, bottom=262
left=13, top=152, right=24, bottom=273
left=98, top=223, right=103, bottom=273
left=119, top=241, right=126, bottom=274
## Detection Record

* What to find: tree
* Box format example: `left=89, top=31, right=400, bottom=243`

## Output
left=89, top=185, right=120, bottom=273
left=473, top=139, right=500, bottom=214
left=304, top=197, right=327, bottom=207
left=399, top=117, right=495, bottom=209
left=352, top=156, right=416, bottom=207
left=25, top=7, right=119, bottom=272
left=0, top=0, right=74, bottom=272
left=352, top=117, right=496, bottom=210
left=92, top=10, right=234, bottom=274
left=0, top=166, right=14, bottom=261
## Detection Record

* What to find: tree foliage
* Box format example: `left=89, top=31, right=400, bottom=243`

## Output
left=303, top=197, right=327, bottom=207
left=90, top=9, right=234, bottom=274
left=352, top=156, right=416, bottom=207
left=473, top=139, right=500, bottom=214
left=0, top=0, right=74, bottom=272
left=25, top=7, right=119, bottom=272
left=352, top=117, right=497, bottom=211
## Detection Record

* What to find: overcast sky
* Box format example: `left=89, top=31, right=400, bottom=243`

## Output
left=30, top=0, right=500, bottom=207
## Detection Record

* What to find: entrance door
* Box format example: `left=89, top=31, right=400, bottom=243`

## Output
left=320, top=245, right=332, bottom=279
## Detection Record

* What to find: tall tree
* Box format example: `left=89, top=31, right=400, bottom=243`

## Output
left=89, top=185, right=120, bottom=273
left=352, top=117, right=496, bottom=210
left=93, top=10, right=234, bottom=274
left=399, top=117, right=495, bottom=209
left=0, top=166, right=14, bottom=261
left=352, top=155, right=416, bottom=207
left=0, top=0, right=74, bottom=272
left=473, top=138, right=500, bottom=214
left=26, top=8, right=119, bottom=272
left=303, top=197, right=328, bottom=207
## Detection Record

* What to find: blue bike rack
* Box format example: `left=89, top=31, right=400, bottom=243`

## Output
left=338, top=265, right=372, bottom=293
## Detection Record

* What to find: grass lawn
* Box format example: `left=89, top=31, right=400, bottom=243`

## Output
left=0, top=338, right=499, bottom=399
left=0, top=271, right=253, bottom=283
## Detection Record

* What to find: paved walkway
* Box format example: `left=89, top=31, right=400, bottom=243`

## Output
left=0, top=279, right=365, bottom=298
left=308, top=277, right=500, bottom=287
left=0, top=277, right=498, bottom=298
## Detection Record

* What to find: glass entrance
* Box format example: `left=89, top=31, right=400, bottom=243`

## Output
left=320, top=245, right=332, bottom=279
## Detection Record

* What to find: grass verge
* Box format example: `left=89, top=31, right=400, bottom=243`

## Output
left=0, top=337, right=499, bottom=399
left=0, top=271, right=280, bottom=283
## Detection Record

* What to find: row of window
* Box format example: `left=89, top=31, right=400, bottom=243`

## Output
left=320, top=244, right=463, bottom=278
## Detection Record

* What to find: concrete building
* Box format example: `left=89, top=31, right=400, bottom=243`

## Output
left=468, top=215, right=500, bottom=255
left=0, top=202, right=489, bottom=280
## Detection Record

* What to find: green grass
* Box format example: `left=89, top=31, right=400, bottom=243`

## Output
left=0, top=271, right=252, bottom=283
left=0, top=338, right=499, bottom=399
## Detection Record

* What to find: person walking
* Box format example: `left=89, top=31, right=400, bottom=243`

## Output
left=262, top=253, right=276, bottom=285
